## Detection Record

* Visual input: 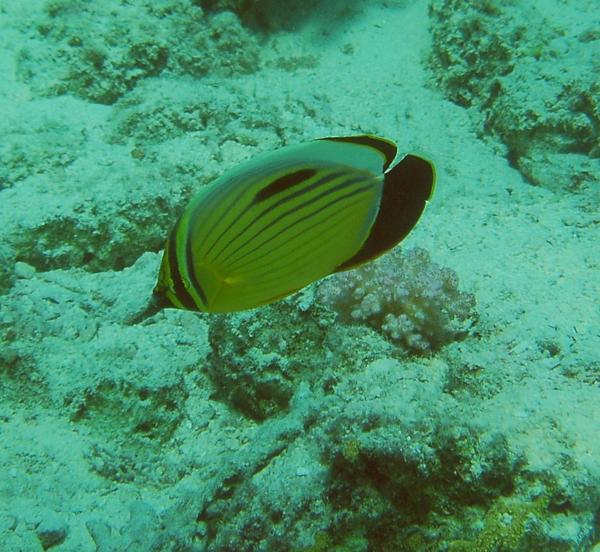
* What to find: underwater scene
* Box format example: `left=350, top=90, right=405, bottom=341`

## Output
left=0, top=0, right=599, bottom=550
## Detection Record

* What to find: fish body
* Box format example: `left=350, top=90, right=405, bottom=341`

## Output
left=153, top=135, right=435, bottom=313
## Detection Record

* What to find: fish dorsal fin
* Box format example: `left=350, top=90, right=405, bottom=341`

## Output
left=336, top=154, right=435, bottom=272
left=318, top=135, right=397, bottom=171
left=209, top=135, right=395, bottom=195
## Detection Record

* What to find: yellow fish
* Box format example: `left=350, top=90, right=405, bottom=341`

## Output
left=150, top=135, right=434, bottom=314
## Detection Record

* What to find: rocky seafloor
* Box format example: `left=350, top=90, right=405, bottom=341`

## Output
left=0, top=0, right=599, bottom=550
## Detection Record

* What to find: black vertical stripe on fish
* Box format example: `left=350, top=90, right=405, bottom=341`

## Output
left=165, top=222, right=198, bottom=310
left=221, top=201, right=366, bottom=307
left=231, top=206, right=366, bottom=306
left=201, top=166, right=315, bottom=261
left=194, top=160, right=290, bottom=260
left=223, top=176, right=373, bottom=269
left=254, top=168, right=317, bottom=203
left=185, top=225, right=209, bottom=309
left=217, top=175, right=373, bottom=266
left=208, top=169, right=345, bottom=264
left=197, top=174, right=259, bottom=260
left=227, top=195, right=367, bottom=277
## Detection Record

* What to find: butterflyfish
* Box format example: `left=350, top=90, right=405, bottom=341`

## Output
left=148, top=135, right=434, bottom=315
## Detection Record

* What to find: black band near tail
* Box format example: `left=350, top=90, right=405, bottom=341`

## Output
left=335, top=154, right=435, bottom=272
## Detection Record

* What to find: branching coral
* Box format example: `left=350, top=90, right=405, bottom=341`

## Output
left=318, top=247, right=477, bottom=354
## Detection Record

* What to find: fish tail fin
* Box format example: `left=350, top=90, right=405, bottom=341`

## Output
left=335, top=153, right=435, bottom=272
left=382, top=153, right=435, bottom=238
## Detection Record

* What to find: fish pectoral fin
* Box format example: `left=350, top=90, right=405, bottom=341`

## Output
left=193, top=262, right=226, bottom=308
left=223, top=274, right=243, bottom=285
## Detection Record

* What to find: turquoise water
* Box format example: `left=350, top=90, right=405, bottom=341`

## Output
left=0, top=1, right=599, bottom=550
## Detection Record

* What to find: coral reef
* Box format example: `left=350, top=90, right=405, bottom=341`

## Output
left=86, top=501, right=159, bottom=551
left=429, top=0, right=600, bottom=192
left=208, top=247, right=476, bottom=420
left=1, top=253, right=596, bottom=551
left=107, top=77, right=287, bottom=150
left=447, top=497, right=551, bottom=552
left=175, top=358, right=596, bottom=551
left=2, top=29, right=329, bottom=277
left=207, top=296, right=336, bottom=420
left=0, top=254, right=196, bottom=444
left=0, top=244, right=16, bottom=295
left=0, top=98, right=84, bottom=191
left=196, top=0, right=340, bottom=31
left=17, top=1, right=259, bottom=105
left=318, top=247, right=477, bottom=354
left=429, top=0, right=516, bottom=110
left=1, top=0, right=599, bottom=550
left=0, top=147, right=189, bottom=273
